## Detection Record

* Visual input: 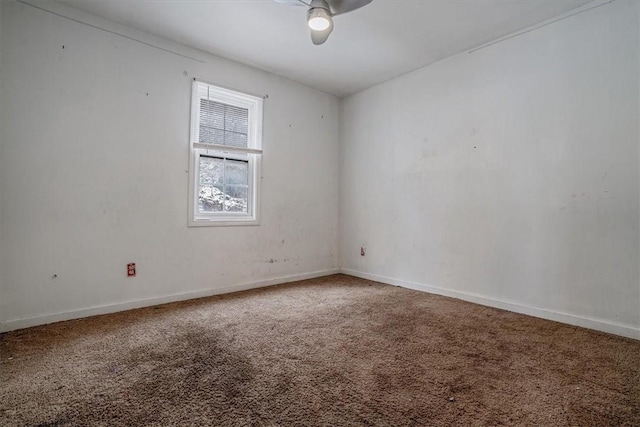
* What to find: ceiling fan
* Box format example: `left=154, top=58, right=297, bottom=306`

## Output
left=276, top=0, right=373, bottom=45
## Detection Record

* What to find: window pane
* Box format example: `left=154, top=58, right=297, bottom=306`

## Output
left=198, top=99, right=248, bottom=148
left=198, top=156, right=249, bottom=214
left=198, top=186, right=224, bottom=212
left=224, top=158, right=248, bottom=212
left=224, top=185, right=248, bottom=212
left=198, top=157, right=223, bottom=185
left=225, top=159, right=248, bottom=186
left=200, top=99, right=224, bottom=130
left=199, top=126, right=224, bottom=145
left=224, top=131, right=247, bottom=148
left=198, top=157, right=224, bottom=213
left=225, top=105, right=249, bottom=134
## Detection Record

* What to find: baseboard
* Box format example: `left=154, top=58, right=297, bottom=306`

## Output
left=340, top=268, right=639, bottom=341
left=0, top=268, right=340, bottom=333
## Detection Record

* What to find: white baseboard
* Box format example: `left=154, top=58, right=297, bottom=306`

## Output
left=0, top=268, right=340, bottom=333
left=340, top=268, right=639, bottom=341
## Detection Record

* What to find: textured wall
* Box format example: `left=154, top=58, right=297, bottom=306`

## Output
left=0, top=0, right=340, bottom=329
left=340, top=1, right=639, bottom=337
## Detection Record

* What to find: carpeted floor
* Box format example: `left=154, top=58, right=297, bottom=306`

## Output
left=1, top=274, right=639, bottom=426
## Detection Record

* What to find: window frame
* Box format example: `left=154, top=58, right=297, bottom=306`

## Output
left=188, top=79, right=263, bottom=227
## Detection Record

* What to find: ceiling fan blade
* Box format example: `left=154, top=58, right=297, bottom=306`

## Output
left=328, top=0, right=372, bottom=16
left=310, top=20, right=333, bottom=45
left=274, top=0, right=310, bottom=6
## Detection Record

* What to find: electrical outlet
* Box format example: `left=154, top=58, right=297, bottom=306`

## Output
left=361, top=247, right=366, bottom=257
left=127, top=263, right=136, bottom=277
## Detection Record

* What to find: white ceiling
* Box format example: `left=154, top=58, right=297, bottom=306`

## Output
left=57, top=0, right=595, bottom=97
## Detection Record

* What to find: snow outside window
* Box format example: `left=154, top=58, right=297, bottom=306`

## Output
left=188, top=80, right=263, bottom=226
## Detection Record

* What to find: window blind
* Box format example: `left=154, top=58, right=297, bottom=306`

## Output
left=198, top=99, right=249, bottom=148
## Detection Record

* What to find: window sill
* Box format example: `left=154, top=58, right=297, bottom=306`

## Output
left=188, top=217, right=260, bottom=227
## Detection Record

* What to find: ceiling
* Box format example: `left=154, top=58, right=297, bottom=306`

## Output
left=57, top=0, right=595, bottom=97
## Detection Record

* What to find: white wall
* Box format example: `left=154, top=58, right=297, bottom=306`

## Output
left=0, top=0, right=5, bottom=326
left=0, top=0, right=340, bottom=331
left=340, top=0, right=640, bottom=338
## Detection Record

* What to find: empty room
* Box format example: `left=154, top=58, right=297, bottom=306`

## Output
left=1, top=0, right=639, bottom=425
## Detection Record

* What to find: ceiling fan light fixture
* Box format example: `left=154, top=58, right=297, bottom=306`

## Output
left=307, top=7, right=332, bottom=31
left=277, top=0, right=372, bottom=45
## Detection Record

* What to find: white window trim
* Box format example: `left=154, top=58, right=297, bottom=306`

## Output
left=188, top=79, right=263, bottom=227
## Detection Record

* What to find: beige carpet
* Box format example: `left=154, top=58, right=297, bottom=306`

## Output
left=1, top=274, right=639, bottom=426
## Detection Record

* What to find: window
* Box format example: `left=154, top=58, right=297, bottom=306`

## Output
left=188, top=80, right=263, bottom=226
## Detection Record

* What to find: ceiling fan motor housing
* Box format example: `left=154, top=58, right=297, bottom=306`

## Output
left=309, top=0, right=332, bottom=13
